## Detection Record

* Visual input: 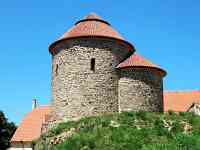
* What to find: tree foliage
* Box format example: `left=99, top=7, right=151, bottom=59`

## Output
left=0, top=110, right=16, bottom=150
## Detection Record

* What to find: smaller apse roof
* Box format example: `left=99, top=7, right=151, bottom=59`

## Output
left=49, top=13, right=134, bottom=53
left=116, top=53, right=166, bottom=76
left=164, top=90, right=200, bottom=112
left=11, top=106, right=51, bottom=143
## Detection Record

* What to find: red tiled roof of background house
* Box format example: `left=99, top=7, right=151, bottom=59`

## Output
left=10, top=106, right=51, bottom=142
left=116, top=53, right=166, bottom=76
left=49, top=13, right=134, bottom=53
left=164, top=90, right=200, bottom=112
left=76, top=12, right=110, bottom=25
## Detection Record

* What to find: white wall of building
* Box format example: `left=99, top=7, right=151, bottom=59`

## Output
left=8, top=142, right=32, bottom=150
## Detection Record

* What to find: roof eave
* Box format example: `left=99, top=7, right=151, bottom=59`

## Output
left=48, top=35, right=135, bottom=55
left=116, top=66, right=167, bottom=77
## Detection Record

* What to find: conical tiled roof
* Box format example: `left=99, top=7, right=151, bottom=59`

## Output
left=49, top=13, right=134, bottom=53
left=116, top=53, right=166, bottom=76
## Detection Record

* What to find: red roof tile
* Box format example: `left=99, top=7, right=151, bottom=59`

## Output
left=11, top=106, right=51, bottom=142
left=49, top=13, right=134, bottom=53
left=164, top=90, right=200, bottom=112
left=116, top=53, right=166, bottom=76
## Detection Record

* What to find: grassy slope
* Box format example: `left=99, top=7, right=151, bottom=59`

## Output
left=35, top=112, right=200, bottom=150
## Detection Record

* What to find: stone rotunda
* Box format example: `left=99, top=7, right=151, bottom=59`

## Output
left=48, top=13, right=166, bottom=122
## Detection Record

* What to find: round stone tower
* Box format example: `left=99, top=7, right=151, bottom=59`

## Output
left=49, top=13, right=134, bottom=121
left=117, top=53, right=166, bottom=112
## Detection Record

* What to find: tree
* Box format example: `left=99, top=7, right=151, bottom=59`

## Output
left=0, top=111, right=16, bottom=150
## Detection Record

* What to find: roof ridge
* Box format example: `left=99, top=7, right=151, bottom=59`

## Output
left=84, top=12, right=101, bottom=19
left=134, top=53, right=159, bottom=66
left=164, top=89, right=200, bottom=93
left=37, top=105, right=50, bottom=107
left=75, top=12, right=110, bottom=25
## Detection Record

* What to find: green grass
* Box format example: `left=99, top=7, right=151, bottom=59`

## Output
left=34, top=112, right=200, bottom=150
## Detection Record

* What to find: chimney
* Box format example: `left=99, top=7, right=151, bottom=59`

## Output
left=32, top=98, right=37, bottom=110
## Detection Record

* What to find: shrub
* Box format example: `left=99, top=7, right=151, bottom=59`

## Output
left=34, top=112, right=200, bottom=150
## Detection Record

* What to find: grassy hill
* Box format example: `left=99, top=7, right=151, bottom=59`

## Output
left=34, top=111, right=200, bottom=150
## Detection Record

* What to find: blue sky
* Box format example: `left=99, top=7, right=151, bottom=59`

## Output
left=0, top=0, right=200, bottom=124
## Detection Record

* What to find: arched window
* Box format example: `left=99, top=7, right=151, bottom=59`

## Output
left=91, top=58, right=95, bottom=71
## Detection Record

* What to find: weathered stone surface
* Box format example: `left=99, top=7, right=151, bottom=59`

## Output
left=48, top=36, right=165, bottom=124
left=188, top=103, right=200, bottom=116
left=51, top=37, right=131, bottom=121
left=118, top=68, right=163, bottom=112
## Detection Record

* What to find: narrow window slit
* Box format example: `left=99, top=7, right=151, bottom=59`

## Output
left=55, top=64, right=58, bottom=75
left=91, top=58, right=95, bottom=71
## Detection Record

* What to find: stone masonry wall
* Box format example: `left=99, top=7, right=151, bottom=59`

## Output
left=118, top=68, right=163, bottom=112
left=51, top=37, right=131, bottom=121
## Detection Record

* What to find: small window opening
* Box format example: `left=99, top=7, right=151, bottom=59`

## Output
left=90, top=58, right=95, bottom=71
left=55, top=64, right=58, bottom=75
